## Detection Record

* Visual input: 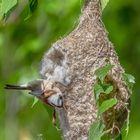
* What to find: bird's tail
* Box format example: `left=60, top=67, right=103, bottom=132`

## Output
left=5, top=84, right=29, bottom=90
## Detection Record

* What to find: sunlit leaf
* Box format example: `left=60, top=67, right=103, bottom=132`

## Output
left=123, top=73, right=135, bottom=84
left=104, top=85, right=113, bottom=94
left=0, top=0, right=17, bottom=20
left=88, top=120, right=105, bottom=140
left=99, top=98, right=117, bottom=113
left=95, top=64, right=113, bottom=83
left=31, top=97, right=39, bottom=108
left=94, top=82, right=113, bottom=101
left=101, top=0, right=110, bottom=11
left=94, top=83, right=104, bottom=100
left=122, top=73, right=135, bottom=92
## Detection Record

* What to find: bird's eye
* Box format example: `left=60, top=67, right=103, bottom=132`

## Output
left=59, top=95, right=63, bottom=100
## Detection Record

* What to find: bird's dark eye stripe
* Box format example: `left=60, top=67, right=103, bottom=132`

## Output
left=59, top=95, right=63, bottom=100
left=51, top=102, right=63, bottom=108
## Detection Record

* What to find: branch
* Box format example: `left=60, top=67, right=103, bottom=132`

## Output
left=41, top=0, right=130, bottom=139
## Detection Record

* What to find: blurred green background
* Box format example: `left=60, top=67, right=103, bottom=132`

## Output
left=0, top=0, right=140, bottom=140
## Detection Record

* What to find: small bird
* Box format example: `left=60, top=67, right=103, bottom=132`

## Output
left=5, top=79, right=64, bottom=125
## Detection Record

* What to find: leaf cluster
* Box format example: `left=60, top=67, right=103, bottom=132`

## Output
left=89, top=63, right=135, bottom=140
left=89, top=64, right=117, bottom=140
left=0, top=0, right=38, bottom=21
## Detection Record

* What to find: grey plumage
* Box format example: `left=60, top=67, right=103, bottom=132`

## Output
left=40, top=44, right=71, bottom=86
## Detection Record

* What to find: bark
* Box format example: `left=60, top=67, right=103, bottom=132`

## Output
left=41, top=0, right=130, bottom=139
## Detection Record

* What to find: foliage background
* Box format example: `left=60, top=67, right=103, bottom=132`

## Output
left=0, top=0, right=140, bottom=140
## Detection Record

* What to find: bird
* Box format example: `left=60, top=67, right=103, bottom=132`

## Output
left=5, top=79, right=64, bottom=125
left=4, top=43, right=72, bottom=127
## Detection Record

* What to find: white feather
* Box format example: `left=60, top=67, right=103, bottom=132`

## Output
left=47, top=92, right=63, bottom=107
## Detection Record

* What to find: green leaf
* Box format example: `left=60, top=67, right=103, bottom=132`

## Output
left=94, top=83, right=104, bottom=100
left=101, top=0, right=110, bottom=11
left=24, top=0, right=38, bottom=20
left=123, top=73, right=135, bottom=84
left=88, top=120, right=105, bottom=140
left=115, top=134, right=123, bottom=140
left=29, top=0, right=38, bottom=13
left=104, top=85, right=113, bottom=94
left=122, top=73, right=135, bottom=92
left=0, top=0, right=17, bottom=20
left=94, top=83, right=113, bottom=101
left=95, top=64, right=113, bottom=84
left=99, top=98, right=117, bottom=114
left=31, top=97, right=39, bottom=108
